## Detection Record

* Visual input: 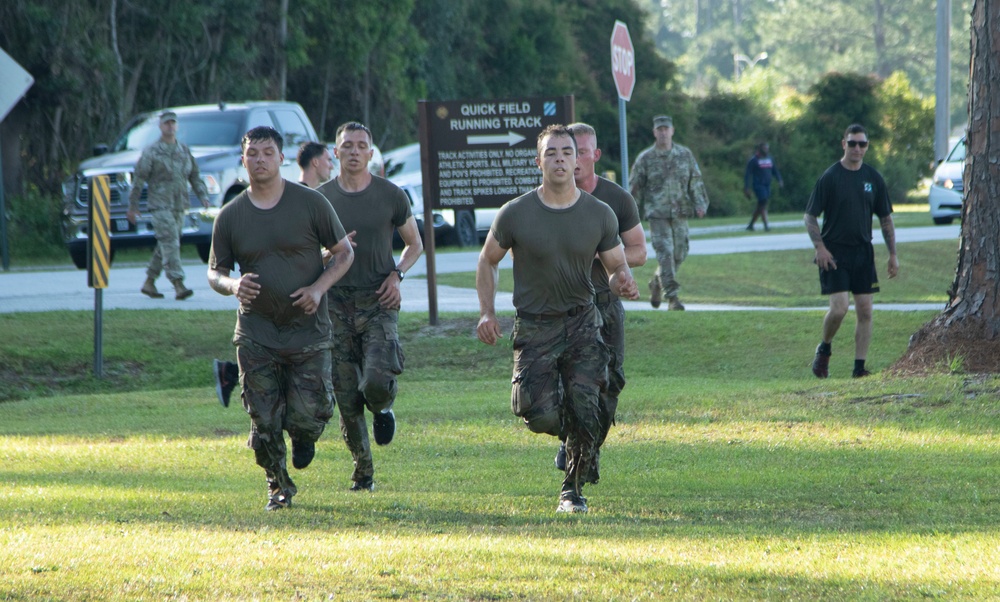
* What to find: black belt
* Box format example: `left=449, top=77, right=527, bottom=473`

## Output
left=516, top=304, right=592, bottom=321
left=594, top=291, right=614, bottom=305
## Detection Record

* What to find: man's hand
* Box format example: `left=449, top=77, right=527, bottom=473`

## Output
left=290, top=284, right=324, bottom=315
left=477, top=314, right=503, bottom=346
left=376, top=271, right=402, bottom=309
left=233, top=273, right=261, bottom=309
left=887, top=254, right=899, bottom=279
left=814, top=248, right=837, bottom=271
left=126, top=208, right=140, bottom=224
left=696, top=208, right=706, bottom=218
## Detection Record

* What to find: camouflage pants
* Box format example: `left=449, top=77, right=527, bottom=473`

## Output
left=510, top=305, right=609, bottom=494
left=649, top=217, right=690, bottom=298
left=147, top=208, right=186, bottom=282
left=328, top=288, right=404, bottom=481
left=596, top=294, right=626, bottom=446
left=237, top=340, right=335, bottom=499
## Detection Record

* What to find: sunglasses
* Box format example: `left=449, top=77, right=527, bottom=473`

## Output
left=846, top=140, right=869, bottom=148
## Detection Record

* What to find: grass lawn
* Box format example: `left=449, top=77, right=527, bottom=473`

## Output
left=438, top=237, right=958, bottom=308
left=3, top=304, right=1000, bottom=600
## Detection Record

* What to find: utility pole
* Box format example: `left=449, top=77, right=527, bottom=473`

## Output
left=934, top=0, right=951, bottom=162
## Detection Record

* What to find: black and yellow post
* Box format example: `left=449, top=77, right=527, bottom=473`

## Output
left=89, top=175, right=111, bottom=378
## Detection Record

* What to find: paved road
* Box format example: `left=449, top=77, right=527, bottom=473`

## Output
left=0, top=222, right=956, bottom=314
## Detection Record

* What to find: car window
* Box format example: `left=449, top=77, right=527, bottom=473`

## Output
left=384, top=144, right=421, bottom=178
left=113, top=111, right=248, bottom=150
left=176, top=112, right=246, bottom=146
left=947, top=138, right=965, bottom=163
left=273, top=109, right=311, bottom=147
left=245, top=110, right=275, bottom=132
left=113, top=115, right=160, bottom=151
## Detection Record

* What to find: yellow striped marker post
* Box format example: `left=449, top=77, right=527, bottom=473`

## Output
left=89, top=175, right=111, bottom=378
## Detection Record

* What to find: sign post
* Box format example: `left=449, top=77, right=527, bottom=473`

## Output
left=0, top=47, right=35, bottom=271
left=610, top=21, right=636, bottom=189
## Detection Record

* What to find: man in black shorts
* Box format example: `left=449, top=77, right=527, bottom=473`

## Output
left=804, top=124, right=898, bottom=379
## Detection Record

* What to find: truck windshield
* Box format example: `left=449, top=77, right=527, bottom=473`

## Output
left=113, top=111, right=247, bottom=151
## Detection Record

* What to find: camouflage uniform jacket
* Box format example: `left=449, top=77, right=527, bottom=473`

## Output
left=129, top=139, right=209, bottom=213
left=630, top=143, right=709, bottom=220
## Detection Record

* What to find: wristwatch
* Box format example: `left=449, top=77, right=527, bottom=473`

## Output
left=394, top=268, right=405, bottom=281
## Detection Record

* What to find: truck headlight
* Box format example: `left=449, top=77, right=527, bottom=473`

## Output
left=202, top=173, right=222, bottom=196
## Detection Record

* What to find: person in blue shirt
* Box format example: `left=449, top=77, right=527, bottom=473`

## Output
left=744, top=142, right=783, bottom=231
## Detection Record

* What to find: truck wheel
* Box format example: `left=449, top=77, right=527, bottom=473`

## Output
left=69, top=245, right=87, bottom=270
left=197, top=243, right=211, bottom=263
left=932, top=216, right=954, bottom=225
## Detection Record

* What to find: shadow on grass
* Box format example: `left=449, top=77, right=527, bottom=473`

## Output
left=5, top=435, right=999, bottom=540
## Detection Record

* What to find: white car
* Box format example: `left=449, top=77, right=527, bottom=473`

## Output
left=929, top=136, right=965, bottom=225
left=383, top=142, right=490, bottom=246
left=390, top=170, right=457, bottom=248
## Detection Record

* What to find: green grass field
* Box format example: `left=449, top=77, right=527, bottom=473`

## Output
left=5, top=223, right=998, bottom=601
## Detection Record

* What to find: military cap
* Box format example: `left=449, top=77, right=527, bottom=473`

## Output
left=653, top=115, right=673, bottom=128
left=159, top=111, right=178, bottom=124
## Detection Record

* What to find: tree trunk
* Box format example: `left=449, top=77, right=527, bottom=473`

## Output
left=892, top=0, right=1000, bottom=374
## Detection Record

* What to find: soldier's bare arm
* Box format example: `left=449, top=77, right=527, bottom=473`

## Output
left=598, top=246, right=639, bottom=300
left=377, top=215, right=423, bottom=309
left=476, top=233, right=507, bottom=345
left=291, top=234, right=355, bottom=314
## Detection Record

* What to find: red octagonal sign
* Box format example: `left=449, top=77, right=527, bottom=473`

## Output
left=610, top=20, right=635, bottom=101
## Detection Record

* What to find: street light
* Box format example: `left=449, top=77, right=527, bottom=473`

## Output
left=734, top=51, right=768, bottom=79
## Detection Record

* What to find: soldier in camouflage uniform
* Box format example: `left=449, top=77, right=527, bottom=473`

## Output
left=477, top=125, right=639, bottom=514
left=318, top=122, right=423, bottom=493
left=546, top=123, right=647, bottom=473
left=630, top=115, right=709, bottom=311
left=127, top=111, right=210, bottom=300
left=208, top=126, right=355, bottom=511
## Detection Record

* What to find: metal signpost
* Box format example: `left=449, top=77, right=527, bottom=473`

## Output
left=417, top=95, right=575, bottom=324
left=0, top=47, right=35, bottom=271
left=610, top=21, right=636, bottom=190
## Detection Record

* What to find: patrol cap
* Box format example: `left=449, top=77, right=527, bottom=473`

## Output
left=653, top=115, right=673, bottom=128
left=159, top=111, right=178, bottom=124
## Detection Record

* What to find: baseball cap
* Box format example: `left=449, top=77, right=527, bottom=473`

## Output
left=653, top=115, right=672, bottom=128
left=160, top=111, right=178, bottom=124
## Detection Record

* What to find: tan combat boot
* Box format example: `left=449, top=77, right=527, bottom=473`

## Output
left=172, top=279, right=194, bottom=300
left=648, top=277, right=662, bottom=308
left=667, top=296, right=685, bottom=311
left=140, top=278, right=164, bottom=299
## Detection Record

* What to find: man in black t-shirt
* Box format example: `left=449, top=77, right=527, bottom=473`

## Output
left=804, top=124, right=898, bottom=379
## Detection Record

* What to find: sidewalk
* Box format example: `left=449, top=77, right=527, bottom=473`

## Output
left=0, top=224, right=958, bottom=314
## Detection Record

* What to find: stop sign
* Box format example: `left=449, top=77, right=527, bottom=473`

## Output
left=610, top=20, right=635, bottom=101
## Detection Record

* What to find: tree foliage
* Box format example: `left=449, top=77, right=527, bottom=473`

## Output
left=0, top=0, right=939, bottom=226
left=644, top=0, right=971, bottom=128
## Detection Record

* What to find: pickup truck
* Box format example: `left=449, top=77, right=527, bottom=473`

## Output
left=62, top=101, right=320, bottom=269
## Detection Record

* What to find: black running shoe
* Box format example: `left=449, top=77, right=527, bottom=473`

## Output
left=350, top=477, right=375, bottom=492
left=812, top=345, right=831, bottom=379
left=213, top=359, right=237, bottom=408
left=373, top=409, right=396, bottom=446
left=852, top=368, right=871, bottom=378
left=291, top=438, right=315, bottom=469
left=554, top=442, right=566, bottom=471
